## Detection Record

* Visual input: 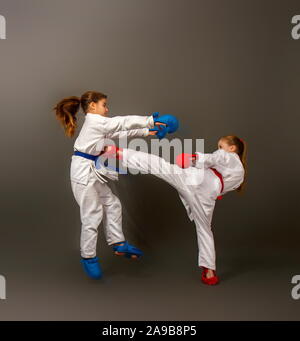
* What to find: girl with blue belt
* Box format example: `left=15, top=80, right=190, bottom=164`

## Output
left=53, top=90, right=178, bottom=279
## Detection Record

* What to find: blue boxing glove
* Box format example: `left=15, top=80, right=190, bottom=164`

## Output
left=149, top=124, right=168, bottom=140
left=152, top=112, right=179, bottom=134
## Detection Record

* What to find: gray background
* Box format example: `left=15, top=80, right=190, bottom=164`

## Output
left=0, top=0, right=299, bottom=320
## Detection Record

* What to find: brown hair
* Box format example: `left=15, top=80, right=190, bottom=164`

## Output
left=220, top=135, right=247, bottom=193
left=53, top=91, right=107, bottom=137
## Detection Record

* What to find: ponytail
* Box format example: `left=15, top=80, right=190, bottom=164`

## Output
left=236, top=138, right=247, bottom=193
left=53, top=96, right=80, bottom=138
left=53, top=91, right=107, bottom=138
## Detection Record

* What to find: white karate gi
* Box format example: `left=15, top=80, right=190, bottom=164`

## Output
left=121, top=148, right=245, bottom=270
left=70, top=113, right=154, bottom=258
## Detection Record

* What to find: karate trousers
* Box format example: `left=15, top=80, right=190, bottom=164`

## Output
left=122, top=149, right=222, bottom=270
left=71, top=168, right=125, bottom=258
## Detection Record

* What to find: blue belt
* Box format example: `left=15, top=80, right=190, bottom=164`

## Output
left=73, top=150, right=126, bottom=174
left=73, top=150, right=99, bottom=161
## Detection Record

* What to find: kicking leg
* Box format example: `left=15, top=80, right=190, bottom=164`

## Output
left=121, top=148, right=188, bottom=192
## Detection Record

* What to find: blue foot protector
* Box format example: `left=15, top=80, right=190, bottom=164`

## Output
left=81, top=256, right=102, bottom=279
left=113, top=241, right=144, bottom=259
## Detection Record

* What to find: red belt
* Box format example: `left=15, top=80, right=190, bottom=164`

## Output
left=210, top=168, right=224, bottom=200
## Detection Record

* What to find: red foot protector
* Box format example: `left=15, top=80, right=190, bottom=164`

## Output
left=176, top=153, right=197, bottom=168
left=201, top=266, right=220, bottom=285
left=101, top=145, right=123, bottom=160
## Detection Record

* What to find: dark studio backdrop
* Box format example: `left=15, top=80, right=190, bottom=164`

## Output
left=0, top=0, right=299, bottom=320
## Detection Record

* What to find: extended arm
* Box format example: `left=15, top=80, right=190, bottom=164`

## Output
left=102, top=114, right=154, bottom=135
left=106, top=128, right=150, bottom=139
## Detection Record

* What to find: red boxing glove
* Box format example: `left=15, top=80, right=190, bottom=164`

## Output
left=176, top=153, right=197, bottom=168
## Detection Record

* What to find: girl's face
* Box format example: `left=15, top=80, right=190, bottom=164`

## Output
left=218, top=139, right=237, bottom=153
left=88, top=98, right=109, bottom=116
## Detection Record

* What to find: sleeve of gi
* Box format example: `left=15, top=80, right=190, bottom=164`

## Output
left=101, top=115, right=154, bottom=135
left=194, top=149, right=231, bottom=169
left=105, top=128, right=149, bottom=139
